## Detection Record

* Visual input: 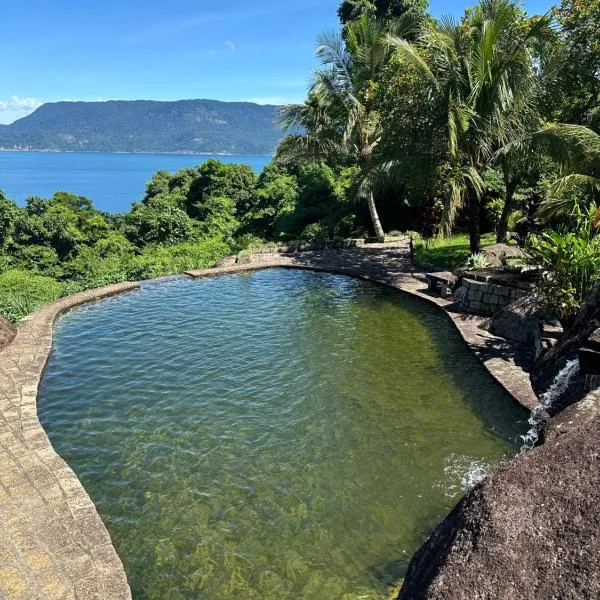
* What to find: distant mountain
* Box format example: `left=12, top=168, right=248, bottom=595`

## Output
left=0, top=99, right=286, bottom=155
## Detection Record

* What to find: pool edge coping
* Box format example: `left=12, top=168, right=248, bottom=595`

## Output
left=0, top=282, right=139, bottom=599
left=0, top=242, right=537, bottom=598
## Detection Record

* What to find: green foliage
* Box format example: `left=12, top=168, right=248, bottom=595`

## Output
left=547, top=0, right=600, bottom=130
left=11, top=244, right=61, bottom=275
left=0, top=270, right=64, bottom=321
left=127, top=196, right=198, bottom=246
left=485, top=198, right=505, bottom=233
left=274, top=163, right=360, bottom=239
left=338, top=0, right=428, bottom=25
left=527, top=215, right=600, bottom=327
left=0, top=191, right=17, bottom=250
left=187, top=159, right=258, bottom=217
left=128, top=239, right=231, bottom=280
left=464, top=252, right=490, bottom=270
left=243, top=165, right=299, bottom=237
left=300, top=222, right=329, bottom=242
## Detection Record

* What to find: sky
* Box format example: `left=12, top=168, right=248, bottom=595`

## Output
left=0, top=0, right=555, bottom=125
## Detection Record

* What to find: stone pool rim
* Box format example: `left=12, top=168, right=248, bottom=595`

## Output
left=0, top=243, right=536, bottom=599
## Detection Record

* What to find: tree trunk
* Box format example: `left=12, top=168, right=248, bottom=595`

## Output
left=467, top=192, right=481, bottom=254
left=367, top=190, right=385, bottom=242
left=496, top=179, right=518, bottom=244
left=531, top=281, right=600, bottom=396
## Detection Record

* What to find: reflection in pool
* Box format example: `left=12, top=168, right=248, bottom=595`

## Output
left=39, top=269, right=528, bottom=599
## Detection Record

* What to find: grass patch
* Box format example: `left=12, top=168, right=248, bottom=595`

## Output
left=0, top=270, right=66, bottom=322
left=412, top=233, right=497, bottom=270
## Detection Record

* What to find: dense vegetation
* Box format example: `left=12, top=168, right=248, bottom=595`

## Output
left=0, top=100, right=284, bottom=154
left=0, top=158, right=371, bottom=320
left=275, top=0, right=600, bottom=323
left=0, top=0, right=598, bottom=327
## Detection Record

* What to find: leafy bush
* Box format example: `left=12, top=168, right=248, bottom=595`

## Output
left=127, top=238, right=230, bottom=280
left=300, top=222, right=330, bottom=242
left=528, top=219, right=600, bottom=328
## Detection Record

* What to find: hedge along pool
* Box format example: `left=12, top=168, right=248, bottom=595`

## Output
left=38, top=269, right=528, bottom=599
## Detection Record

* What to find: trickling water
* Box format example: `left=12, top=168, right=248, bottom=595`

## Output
left=520, top=359, right=581, bottom=451
left=39, top=270, right=528, bottom=600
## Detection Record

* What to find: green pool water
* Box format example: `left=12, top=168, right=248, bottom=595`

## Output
left=38, top=269, right=528, bottom=599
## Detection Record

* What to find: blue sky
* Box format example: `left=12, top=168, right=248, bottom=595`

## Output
left=0, top=0, right=554, bottom=124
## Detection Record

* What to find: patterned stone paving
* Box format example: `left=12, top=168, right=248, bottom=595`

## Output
left=0, top=283, right=137, bottom=599
left=0, top=241, right=538, bottom=600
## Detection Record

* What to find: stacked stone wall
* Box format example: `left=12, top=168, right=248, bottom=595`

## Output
left=459, top=277, right=528, bottom=316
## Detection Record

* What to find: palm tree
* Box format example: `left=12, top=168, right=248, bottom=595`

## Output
left=393, top=0, right=552, bottom=252
left=276, top=14, right=416, bottom=241
left=530, top=123, right=600, bottom=221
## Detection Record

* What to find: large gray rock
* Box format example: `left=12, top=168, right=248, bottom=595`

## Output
left=398, top=390, right=600, bottom=600
left=480, top=243, right=525, bottom=268
left=0, top=314, right=16, bottom=349
left=489, top=295, right=543, bottom=353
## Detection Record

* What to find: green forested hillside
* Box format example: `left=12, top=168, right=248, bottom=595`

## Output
left=0, top=99, right=283, bottom=155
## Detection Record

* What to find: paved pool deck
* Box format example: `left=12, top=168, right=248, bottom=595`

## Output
left=0, top=284, right=138, bottom=600
left=0, top=241, right=538, bottom=599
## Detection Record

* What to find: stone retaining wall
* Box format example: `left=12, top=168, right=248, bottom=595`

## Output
left=459, top=276, right=529, bottom=316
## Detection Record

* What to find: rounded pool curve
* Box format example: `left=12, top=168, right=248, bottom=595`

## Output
left=38, top=269, right=528, bottom=599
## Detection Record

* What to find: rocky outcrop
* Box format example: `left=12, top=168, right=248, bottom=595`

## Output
left=0, top=313, right=16, bottom=349
left=397, top=389, right=600, bottom=600
left=532, top=280, right=600, bottom=399
left=480, top=243, right=525, bottom=268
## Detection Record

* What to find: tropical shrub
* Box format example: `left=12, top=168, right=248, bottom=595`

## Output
left=528, top=214, right=600, bottom=328
left=464, top=252, right=490, bottom=270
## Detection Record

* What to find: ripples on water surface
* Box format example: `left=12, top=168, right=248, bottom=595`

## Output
left=39, top=270, right=528, bottom=599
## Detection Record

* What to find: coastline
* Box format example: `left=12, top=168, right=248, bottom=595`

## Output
left=0, top=148, right=274, bottom=157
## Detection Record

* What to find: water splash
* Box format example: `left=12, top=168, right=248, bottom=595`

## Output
left=437, top=455, right=494, bottom=498
left=520, top=359, right=580, bottom=452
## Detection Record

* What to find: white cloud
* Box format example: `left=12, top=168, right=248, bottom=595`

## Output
left=0, top=95, right=43, bottom=113
left=0, top=96, right=44, bottom=124
left=225, top=40, right=236, bottom=51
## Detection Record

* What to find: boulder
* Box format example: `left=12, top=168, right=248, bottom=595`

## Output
left=489, top=295, right=543, bottom=353
left=480, top=243, right=525, bottom=268
left=397, top=389, right=600, bottom=600
left=0, top=314, right=16, bottom=349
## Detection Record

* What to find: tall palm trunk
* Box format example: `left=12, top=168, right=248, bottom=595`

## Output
left=497, top=178, right=518, bottom=243
left=367, top=189, right=385, bottom=242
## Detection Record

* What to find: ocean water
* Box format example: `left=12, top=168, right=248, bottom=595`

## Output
left=39, top=270, right=528, bottom=599
left=0, top=151, right=271, bottom=213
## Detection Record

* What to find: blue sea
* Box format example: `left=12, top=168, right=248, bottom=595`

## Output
left=0, top=151, right=271, bottom=213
